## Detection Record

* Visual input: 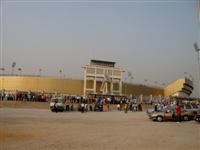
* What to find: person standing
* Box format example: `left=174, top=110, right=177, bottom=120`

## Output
left=154, top=104, right=158, bottom=112
left=138, top=103, right=142, bottom=111
left=124, top=103, right=128, bottom=113
left=176, top=103, right=182, bottom=124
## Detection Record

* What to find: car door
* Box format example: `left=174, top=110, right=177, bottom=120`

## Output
left=164, top=109, right=173, bottom=120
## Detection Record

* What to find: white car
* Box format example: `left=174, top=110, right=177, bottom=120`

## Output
left=50, top=97, right=65, bottom=112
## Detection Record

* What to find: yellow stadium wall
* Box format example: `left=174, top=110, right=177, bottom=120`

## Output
left=0, top=76, right=164, bottom=96
left=164, top=79, right=185, bottom=96
left=123, top=83, right=164, bottom=96
left=0, top=76, right=83, bottom=95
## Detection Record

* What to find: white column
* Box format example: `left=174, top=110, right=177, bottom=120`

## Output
left=198, top=51, right=200, bottom=98
left=140, top=94, right=143, bottom=103
left=119, top=80, right=122, bottom=96
left=105, top=82, right=108, bottom=94
left=119, top=71, right=123, bottom=95
left=150, top=94, right=153, bottom=103
left=94, top=68, right=96, bottom=94
left=110, top=69, right=113, bottom=95
left=110, top=81, right=113, bottom=95
left=83, top=68, right=87, bottom=96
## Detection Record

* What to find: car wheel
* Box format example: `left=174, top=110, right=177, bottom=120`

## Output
left=157, top=116, right=163, bottom=122
left=183, top=115, right=189, bottom=121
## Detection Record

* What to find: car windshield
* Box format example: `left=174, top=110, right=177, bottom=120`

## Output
left=51, top=97, right=64, bottom=103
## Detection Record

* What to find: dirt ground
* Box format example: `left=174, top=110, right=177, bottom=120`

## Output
left=0, top=101, right=49, bottom=109
left=0, top=102, right=199, bottom=150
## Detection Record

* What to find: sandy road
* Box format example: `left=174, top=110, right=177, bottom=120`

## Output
left=0, top=108, right=199, bottom=150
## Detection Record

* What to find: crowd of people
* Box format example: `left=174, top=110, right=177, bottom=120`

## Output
left=76, top=97, right=143, bottom=113
left=0, top=91, right=51, bottom=102
left=1, top=90, right=199, bottom=115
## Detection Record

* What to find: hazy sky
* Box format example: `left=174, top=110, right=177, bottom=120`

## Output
left=0, top=0, right=199, bottom=96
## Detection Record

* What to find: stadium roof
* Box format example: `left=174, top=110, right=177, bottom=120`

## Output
left=90, top=59, right=115, bottom=67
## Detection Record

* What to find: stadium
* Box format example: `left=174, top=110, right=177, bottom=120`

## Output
left=0, top=60, right=194, bottom=99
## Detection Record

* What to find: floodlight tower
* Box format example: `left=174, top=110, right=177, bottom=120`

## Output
left=18, top=68, right=22, bottom=76
left=194, top=42, right=200, bottom=98
left=0, top=67, right=5, bottom=75
left=39, top=68, right=42, bottom=76
left=11, top=62, right=16, bottom=75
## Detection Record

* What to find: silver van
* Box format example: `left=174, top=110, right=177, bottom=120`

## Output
left=50, top=96, right=65, bottom=112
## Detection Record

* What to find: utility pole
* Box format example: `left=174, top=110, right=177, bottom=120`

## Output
left=194, top=42, right=200, bottom=98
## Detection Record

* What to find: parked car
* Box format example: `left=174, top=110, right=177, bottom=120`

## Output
left=147, top=106, right=166, bottom=115
left=149, top=108, right=175, bottom=122
left=181, top=109, right=197, bottom=121
left=146, top=104, right=175, bottom=116
left=181, top=104, right=200, bottom=115
left=50, top=96, right=65, bottom=112
left=147, top=104, right=175, bottom=116
left=149, top=107, right=195, bottom=122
